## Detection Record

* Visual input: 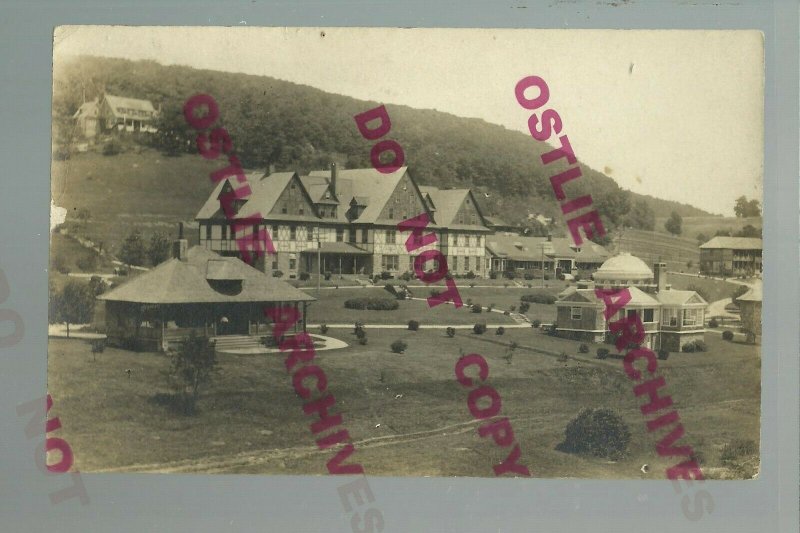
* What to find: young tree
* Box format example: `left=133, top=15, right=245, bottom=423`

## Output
left=736, top=224, right=761, bottom=238
left=167, top=333, right=218, bottom=414
left=52, top=281, right=96, bottom=338
left=664, top=211, right=683, bottom=236
left=734, top=196, right=762, bottom=217
left=623, top=199, right=655, bottom=231
left=696, top=232, right=709, bottom=244
left=148, top=232, right=172, bottom=266
left=119, top=230, right=147, bottom=268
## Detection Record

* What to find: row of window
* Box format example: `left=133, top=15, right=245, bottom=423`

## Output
left=569, top=306, right=703, bottom=327
left=379, top=254, right=483, bottom=272
left=114, top=107, right=153, bottom=118
left=201, top=223, right=484, bottom=248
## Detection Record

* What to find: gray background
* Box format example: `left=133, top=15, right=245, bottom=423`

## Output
left=0, top=1, right=797, bottom=531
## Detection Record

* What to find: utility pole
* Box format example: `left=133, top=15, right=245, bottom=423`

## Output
left=540, top=242, right=545, bottom=288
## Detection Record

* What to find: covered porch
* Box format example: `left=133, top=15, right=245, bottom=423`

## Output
left=301, top=242, right=372, bottom=275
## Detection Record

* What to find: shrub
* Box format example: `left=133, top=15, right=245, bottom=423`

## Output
left=596, top=348, right=610, bottom=360
left=299, top=272, right=311, bottom=281
left=430, top=289, right=442, bottom=298
left=471, top=304, right=483, bottom=313
left=358, top=336, right=368, bottom=345
left=693, top=339, right=707, bottom=352
left=578, top=343, right=589, bottom=354
left=473, top=323, right=487, bottom=335
left=657, top=349, right=670, bottom=360
left=720, top=439, right=758, bottom=462
left=496, top=327, right=505, bottom=336
left=390, top=339, right=407, bottom=354
left=523, top=272, right=534, bottom=280
left=355, top=328, right=367, bottom=340
left=273, top=270, right=284, bottom=278
left=708, top=317, right=719, bottom=328
left=543, top=274, right=550, bottom=280
left=399, top=271, right=413, bottom=282
left=557, top=352, right=569, bottom=362
left=487, top=303, right=495, bottom=312
left=102, top=140, right=121, bottom=156
left=559, top=408, right=631, bottom=460
left=532, top=319, right=541, bottom=328
left=446, top=327, right=456, bottom=338
left=466, top=298, right=473, bottom=306
left=521, top=291, right=556, bottom=305
left=380, top=271, right=392, bottom=280
left=408, top=320, right=420, bottom=331
left=469, top=282, right=476, bottom=288
left=503, top=310, right=510, bottom=316
left=546, top=324, right=558, bottom=336
left=489, top=271, right=498, bottom=279
left=503, top=270, right=516, bottom=280
left=466, top=270, right=476, bottom=279
left=324, top=271, right=332, bottom=281
left=344, top=297, right=399, bottom=311
left=320, top=324, right=329, bottom=334
left=509, top=305, right=516, bottom=312
left=722, top=330, right=734, bottom=341
left=519, top=302, right=530, bottom=314
left=681, top=342, right=696, bottom=353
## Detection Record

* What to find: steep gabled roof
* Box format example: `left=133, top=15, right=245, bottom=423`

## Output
left=99, top=246, right=314, bottom=304
left=195, top=172, right=299, bottom=220
left=419, top=187, right=488, bottom=230
left=736, top=283, right=762, bottom=302
left=654, top=289, right=707, bottom=306
left=699, top=236, right=762, bottom=250
left=307, top=167, right=409, bottom=224
left=73, top=100, right=98, bottom=119
left=102, top=94, right=157, bottom=117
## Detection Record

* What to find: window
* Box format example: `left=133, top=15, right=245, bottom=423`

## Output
left=389, top=208, right=394, bottom=218
left=290, top=226, right=297, bottom=240
left=361, top=229, right=368, bottom=243
left=299, top=207, right=304, bottom=215
left=662, top=308, right=679, bottom=327
left=571, top=307, right=582, bottom=320
left=386, top=230, right=396, bottom=243
left=348, top=228, right=356, bottom=243
left=643, top=308, right=655, bottom=323
left=272, top=225, right=279, bottom=238
left=281, top=206, right=287, bottom=214
left=252, top=224, right=259, bottom=240
left=466, top=256, right=472, bottom=271
left=683, top=308, right=701, bottom=326
left=409, top=256, right=415, bottom=271
left=469, top=235, right=478, bottom=247
left=382, top=255, right=399, bottom=271
left=272, top=260, right=279, bottom=270
left=289, top=258, right=297, bottom=270
left=205, top=224, right=212, bottom=240
left=307, top=226, right=314, bottom=241
left=230, top=223, right=236, bottom=241
left=336, top=228, right=344, bottom=242
left=221, top=224, right=228, bottom=240
left=452, top=256, right=459, bottom=271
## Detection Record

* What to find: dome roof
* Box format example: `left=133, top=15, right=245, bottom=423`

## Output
left=594, top=253, right=653, bottom=281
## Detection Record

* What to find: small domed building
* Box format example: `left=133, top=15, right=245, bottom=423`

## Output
left=555, top=253, right=707, bottom=352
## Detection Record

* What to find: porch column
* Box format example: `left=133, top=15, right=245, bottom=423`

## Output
left=302, top=302, right=308, bottom=332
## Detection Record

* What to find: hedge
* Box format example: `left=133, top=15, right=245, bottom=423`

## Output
left=344, top=297, right=399, bottom=311
left=520, top=291, right=556, bottom=305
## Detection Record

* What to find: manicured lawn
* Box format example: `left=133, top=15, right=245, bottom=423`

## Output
left=668, top=273, right=742, bottom=302
left=48, top=325, right=760, bottom=478
left=302, top=288, right=518, bottom=326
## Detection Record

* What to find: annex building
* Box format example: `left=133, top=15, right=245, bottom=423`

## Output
left=73, top=94, right=159, bottom=138
left=555, top=253, right=707, bottom=352
left=195, top=164, right=492, bottom=279
left=485, top=233, right=610, bottom=275
left=699, top=236, right=762, bottom=276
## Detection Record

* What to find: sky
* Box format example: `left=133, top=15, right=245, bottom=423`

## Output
left=54, top=26, right=764, bottom=216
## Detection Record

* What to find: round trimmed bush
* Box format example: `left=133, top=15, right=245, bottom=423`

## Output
left=559, top=408, right=631, bottom=459
left=722, top=330, right=734, bottom=341
left=446, top=327, right=456, bottom=338
left=496, top=327, right=505, bottom=336
left=390, top=339, right=407, bottom=354
left=693, top=339, right=707, bottom=352
left=272, top=270, right=284, bottom=278
left=320, top=324, right=329, bottom=334
left=298, top=272, right=311, bottom=281
left=408, top=320, right=420, bottom=331
left=681, top=342, right=696, bottom=353
left=596, top=348, right=610, bottom=360
left=519, top=302, right=530, bottom=314
left=358, top=336, right=368, bottom=345
left=532, top=319, right=541, bottom=328
left=657, top=349, right=670, bottom=360
left=471, top=304, right=483, bottom=313
left=473, top=323, right=487, bottom=335
left=578, top=343, right=589, bottom=354
left=708, top=317, right=719, bottom=328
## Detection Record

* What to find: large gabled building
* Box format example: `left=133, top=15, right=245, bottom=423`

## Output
left=699, top=236, right=762, bottom=276
left=195, top=164, right=493, bottom=278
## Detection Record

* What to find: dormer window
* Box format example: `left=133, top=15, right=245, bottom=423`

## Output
left=325, top=191, right=331, bottom=199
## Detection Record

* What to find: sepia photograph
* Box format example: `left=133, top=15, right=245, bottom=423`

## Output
left=48, top=26, right=763, bottom=481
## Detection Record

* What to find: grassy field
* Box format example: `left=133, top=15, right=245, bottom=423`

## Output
left=302, top=288, right=519, bottom=326
left=47, top=326, right=760, bottom=479
left=668, top=273, right=742, bottom=303
left=653, top=215, right=762, bottom=241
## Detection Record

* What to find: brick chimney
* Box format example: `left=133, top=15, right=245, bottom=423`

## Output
left=654, top=262, right=667, bottom=292
left=173, top=222, right=188, bottom=262
left=330, top=162, right=337, bottom=197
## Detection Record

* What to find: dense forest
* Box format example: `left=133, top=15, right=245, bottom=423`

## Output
left=53, top=55, right=710, bottom=234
